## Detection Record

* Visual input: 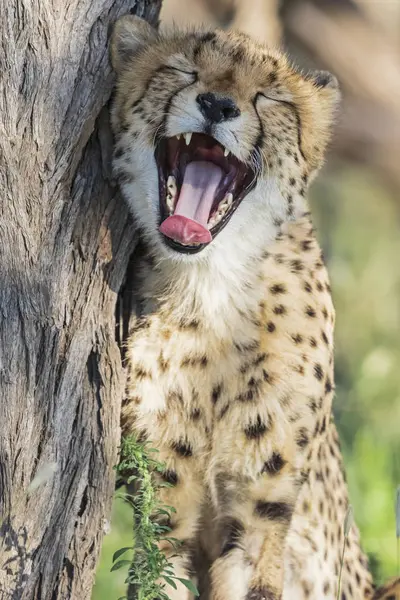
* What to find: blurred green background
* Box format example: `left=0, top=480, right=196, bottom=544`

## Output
left=92, top=165, right=400, bottom=598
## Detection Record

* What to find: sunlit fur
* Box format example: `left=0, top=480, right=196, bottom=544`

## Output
left=110, top=16, right=399, bottom=600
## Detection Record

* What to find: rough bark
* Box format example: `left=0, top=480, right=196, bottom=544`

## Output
left=0, top=1, right=161, bottom=599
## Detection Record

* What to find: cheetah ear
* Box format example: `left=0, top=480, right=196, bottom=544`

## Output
left=111, top=15, right=157, bottom=73
left=306, top=69, right=341, bottom=105
left=308, top=70, right=339, bottom=90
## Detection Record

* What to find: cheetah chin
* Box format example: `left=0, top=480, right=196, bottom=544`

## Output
left=156, top=132, right=255, bottom=253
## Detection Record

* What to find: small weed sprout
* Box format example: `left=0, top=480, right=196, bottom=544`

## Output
left=337, top=504, right=354, bottom=600
left=112, top=435, right=199, bottom=600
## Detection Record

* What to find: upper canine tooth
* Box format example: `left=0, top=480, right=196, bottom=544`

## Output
left=184, top=133, right=192, bottom=146
left=224, top=147, right=229, bottom=157
left=176, top=134, right=181, bottom=140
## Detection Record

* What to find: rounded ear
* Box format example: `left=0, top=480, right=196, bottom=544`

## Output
left=306, top=69, right=341, bottom=107
left=308, top=70, right=339, bottom=90
left=110, top=15, right=157, bottom=73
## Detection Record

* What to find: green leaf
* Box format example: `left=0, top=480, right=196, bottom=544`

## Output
left=110, top=559, right=132, bottom=572
left=112, top=547, right=133, bottom=562
left=176, top=578, right=200, bottom=596
left=163, top=576, right=177, bottom=589
left=344, top=505, right=354, bottom=537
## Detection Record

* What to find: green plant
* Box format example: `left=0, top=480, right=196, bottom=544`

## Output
left=112, top=435, right=199, bottom=600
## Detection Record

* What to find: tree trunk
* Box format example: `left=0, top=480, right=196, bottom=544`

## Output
left=0, top=1, right=161, bottom=598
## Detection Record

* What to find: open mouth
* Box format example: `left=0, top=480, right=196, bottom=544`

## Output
left=155, top=133, right=256, bottom=254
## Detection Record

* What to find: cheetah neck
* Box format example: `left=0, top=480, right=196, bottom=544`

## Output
left=138, top=211, right=311, bottom=340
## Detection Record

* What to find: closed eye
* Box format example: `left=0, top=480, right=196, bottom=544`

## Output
left=166, top=66, right=197, bottom=77
left=255, top=92, right=293, bottom=106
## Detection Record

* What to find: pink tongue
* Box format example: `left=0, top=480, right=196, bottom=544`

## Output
left=160, top=161, right=223, bottom=245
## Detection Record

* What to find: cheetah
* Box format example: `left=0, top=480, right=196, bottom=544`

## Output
left=110, top=15, right=400, bottom=600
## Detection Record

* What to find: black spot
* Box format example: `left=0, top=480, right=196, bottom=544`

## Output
left=291, top=333, right=303, bottom=344
left=200, top=355, right=208, bottom=368
left=158, top=353, right=169, bottom=372
left=201, top=32, right=216, bottom=43
left=320, top=416, right=327, bottom=433
left=314, top=363, right=324, bottom=381
left=273, top=304, right=287, bottom=315
left=237, top=388, right=256, bottom=402
left=305, top=306, right=316, bottom=318
left=220, top=519, right=245, bottom=556
left=212, top=383, right=223, bottom=403
left=253, top=352, right=268, bottom=366
left=261, top=452, right=286, bottom=475
left=270, top=283, right=287, bottom=295
left=161, top=469, right=178, bottom=485
left=289, top=177, right=296, bottom=186
left=291, top=259, right=304, bottom=272
left=273, top=253, right=285, bottom=264
left=267, top=321, right=276, bottom=333
left=244, top=415, right=268, bottom=439
left=325, top=377, right=333, bottom=394
left=269, top=71, right=277, bottom=84
left=308, top=397, right=318, bottom=413
left=232, top=47, right=246, bottom=62
left=303, top=281, right=313, bottom=293
left=191, top=408, right=201, bottom=420
left=310, top=337, right=317, bottom=348
left=293, top=363, right=305, bottom=376
left=255, top=501, right=293, bottom=521
left=262, top=369, right=273, bottom=383
left=134, top=367, right=151, bottom=380
left=235, top=340, right=259, bottom=353
left=321, top=331, right=329, bottom=345
left=296, top=427, right=309, bottom=448
left=172, top=440, right=193, bottom=457
left=301, top=240, right=312, bottom=251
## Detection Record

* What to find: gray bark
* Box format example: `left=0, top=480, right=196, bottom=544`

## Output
left=0, top=1, right=161, bottom=598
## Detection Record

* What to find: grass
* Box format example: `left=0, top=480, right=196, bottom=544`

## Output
left=110, top=436, right=198, bottom=600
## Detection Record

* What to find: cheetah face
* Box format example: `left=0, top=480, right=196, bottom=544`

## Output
left=111, top=16, right=339, bottom=257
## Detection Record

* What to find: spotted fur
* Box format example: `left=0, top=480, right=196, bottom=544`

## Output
left=110, top=16, right=400, bottom=600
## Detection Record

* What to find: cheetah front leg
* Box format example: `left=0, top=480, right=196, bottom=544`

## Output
left=207, top=386, right=322, bottom=600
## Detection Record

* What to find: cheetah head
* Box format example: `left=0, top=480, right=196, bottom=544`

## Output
left=110, top=16, right=339, bottom=258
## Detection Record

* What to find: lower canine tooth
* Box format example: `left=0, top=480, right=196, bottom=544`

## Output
left=224, top=147, right=229, bottom=157
left=226, top=192, right=233, bottom=205
left=167, top=175, right=177, bottom=192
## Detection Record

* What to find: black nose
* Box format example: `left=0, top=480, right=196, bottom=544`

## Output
left=196, top=93, right=241, bottom=123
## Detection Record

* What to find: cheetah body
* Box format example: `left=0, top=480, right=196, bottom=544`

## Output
left=110, top=16, right=399, bottom=600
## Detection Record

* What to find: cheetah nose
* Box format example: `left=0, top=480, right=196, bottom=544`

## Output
left=196, top=92, right=241, bottom=124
